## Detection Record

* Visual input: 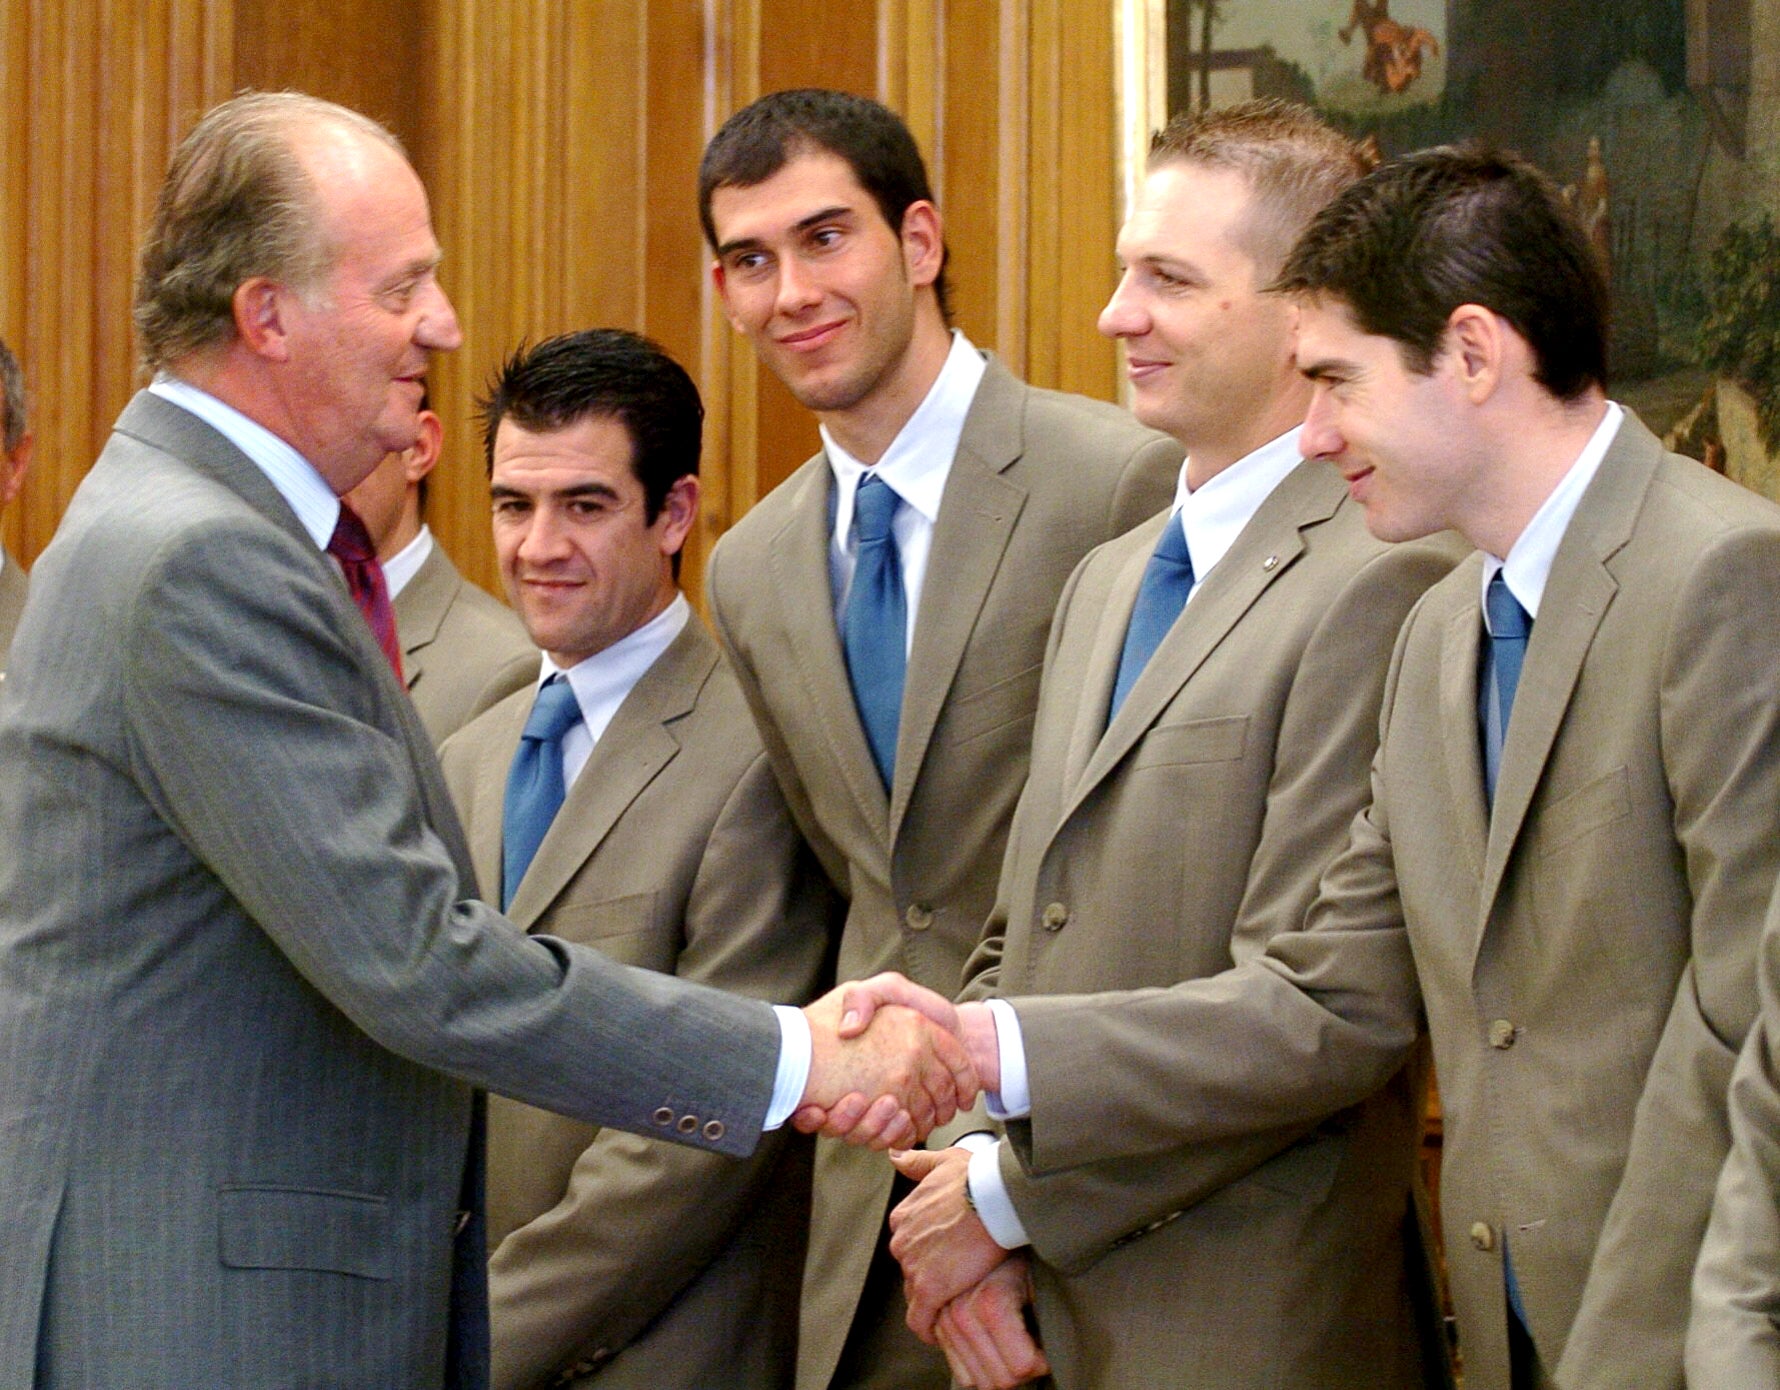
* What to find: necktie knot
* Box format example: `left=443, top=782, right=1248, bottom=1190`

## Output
left=1108, top=516, right=1196, bottom=722
left=1486, top=572, right=1532, bottom=641
left=523, top=674, right=583, bottom=745
left=854, top=472, right=900, bottom=543
left=327, top=500, right=403, bottom=680
left=326, top=504, right=377, bottom=564
left=1480, top=571, right=1533, bottom=804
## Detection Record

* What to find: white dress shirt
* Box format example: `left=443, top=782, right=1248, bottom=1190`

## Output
left=823, top=330, right=987, bottom=651
left=967, top=425, right=1308, bottom=1249
left=380, top=525, right=434, bottom=600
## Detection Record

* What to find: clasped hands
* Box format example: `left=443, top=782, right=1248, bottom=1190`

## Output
left=797, top=976, right=1049, bottom=1388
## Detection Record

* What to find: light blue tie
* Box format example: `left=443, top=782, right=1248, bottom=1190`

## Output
left=1480, top=572, right=1532, bottom=805
left=843, top=473, right=907, bottom=788
left=1108, top=517, right=1195, bottom=722
left=502, top=675, right=584, bottom=908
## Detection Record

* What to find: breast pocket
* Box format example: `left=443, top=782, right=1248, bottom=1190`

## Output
left=218, top=1185, right=391, bottom=1280
left=949, top=662, right=1044, bottom=748
left=1131, top=714, right=1249, bottom=770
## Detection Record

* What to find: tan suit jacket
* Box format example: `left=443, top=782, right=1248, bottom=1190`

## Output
left=0, top=547, right=25, bottom=674
left=397, top=539, right=536, bottom=744
left=439, top=616, right=837, bottom=1390
left=963, top=464, right=1462, bottom=1388
left=705, top=354, right=1178, bottom=1389
left=1001, top=416, right=1780, bottom=1390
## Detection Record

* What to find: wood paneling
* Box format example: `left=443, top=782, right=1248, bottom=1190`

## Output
left=2, top=0, right=1132, bottom=595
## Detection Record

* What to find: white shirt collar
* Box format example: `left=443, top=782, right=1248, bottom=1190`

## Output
left=1482, top=401, right=1623, bottom=623
left=823, top=329, right=986, bottom=544
left=1165, top=426, right=1305, bottom=585
left=541, top=592, right=690, bottom=786
left=149, top=376, right=340, bottom=550
left=381, top=524, right=434, bottom=600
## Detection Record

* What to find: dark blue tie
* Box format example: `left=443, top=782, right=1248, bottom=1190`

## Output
left=1480, top=572, right=1532, bottom=804
left=1108, top=517, right=1195, bottom=721
left=502, top=675, right=583, bottom=908
left=843, top=473, right=907, bottom=788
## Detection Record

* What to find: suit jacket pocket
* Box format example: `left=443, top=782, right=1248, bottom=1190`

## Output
left=949, top=662, right=1043, bottom=747
left=1131, top=714, right=1249, bottom=770
left=1536, top=765, right=1631, bottom=857
left=543, top=891, right=660, bottom=944
left=1196, top=1128, right=1344, bottom=1215
left=218, top=1184, right=391, bottom=1279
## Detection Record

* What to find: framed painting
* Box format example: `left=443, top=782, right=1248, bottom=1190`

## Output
left=1119, top=0, right=1780, bottom=496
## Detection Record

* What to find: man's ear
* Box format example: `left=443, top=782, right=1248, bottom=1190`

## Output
left=233, top=277, right=291, bottom=362
left=1444, top=303, right=1506, bottom=405
left=899, top=200, right=944, bottom=289
left=1, top=432, right=32, bottom=508
left=403, top=410, right=443, bottom=485
left=656, top=474, right=701, bottom=559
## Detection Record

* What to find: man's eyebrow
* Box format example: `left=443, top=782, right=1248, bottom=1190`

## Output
left=489, top=480, right=621, bottom=502
left=716, top=205, right=856, bottom=259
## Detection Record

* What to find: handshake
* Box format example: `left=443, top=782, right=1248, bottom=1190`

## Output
left=792, top=973, right=1002, bottom=1150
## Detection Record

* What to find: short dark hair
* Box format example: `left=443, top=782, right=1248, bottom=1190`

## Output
left=1274, top=143, right=1608, bottom=400
left=0, top=334, right=27, bottom=453
left=698, top=88, right=950, bottom=320
left=1148, top=100, right=1371, bottom=280
left=477, top=329, right=702, bottom=523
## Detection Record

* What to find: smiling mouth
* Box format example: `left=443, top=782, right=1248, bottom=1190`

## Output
left=1125, top=358, right=1168, bottom=380
left=777, top=320, right=846, bottom=352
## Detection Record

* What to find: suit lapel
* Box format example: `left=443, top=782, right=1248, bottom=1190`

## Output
left=506, top=619, right=714, bottom=926
left=394, top=544, right=455, bottom=682
left=1060, top=518, right=1162, bottom=795
left=1477, top=425, right=1652, bottom=915
left=890, top=359, right=1027, bottom=840
left=460, top=691, right=532, bottom=903
left=1436, top=567, right=1490, bottom=891
left=1065, top=463, right=1338, bottom=823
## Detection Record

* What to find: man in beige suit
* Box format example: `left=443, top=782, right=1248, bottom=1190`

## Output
left=345, top=386, right=535, bottom=742
left=886, top=102, right=1460, bottom=1390
left=845, top=146, right=1780, bottom=1390
left=697, top=89, right=1178, bottom=1390
left=437, top=328, right=838, bottom=1389
left=0, top=335, right=34, bottom=671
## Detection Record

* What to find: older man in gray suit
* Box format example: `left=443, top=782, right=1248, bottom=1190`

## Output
left=0, top=334, right=33, bottom=670
left=0, top=92, right=975, bottom=1390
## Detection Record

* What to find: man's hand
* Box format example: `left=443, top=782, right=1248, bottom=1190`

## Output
left=888, top=1146, right=1011, bottom=1340
left=797, top=983, right=978, bottom=1149
left=935, top=1256, right=1049, bottom=1389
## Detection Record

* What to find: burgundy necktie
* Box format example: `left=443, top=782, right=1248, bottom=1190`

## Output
left=327, top=501, right=404, bottom=681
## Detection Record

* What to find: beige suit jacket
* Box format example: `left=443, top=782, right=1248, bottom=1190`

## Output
left=705, top=354, right=1178, bottom=1389
left=397, top=539, right=536, bottom=745
left=439, top=616, right=837, bottom=1390
left=963, top=464, right=1462, bottom=1388
left=0, top=548, right=25, bottom=674
left=1002, top=416, right=1780, bottom=1390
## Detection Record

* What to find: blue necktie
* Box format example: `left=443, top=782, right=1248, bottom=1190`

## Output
left=843, top=473, right=907, bottom=788
left=1108, top=517, right=1195, bottom=721
left=502, top=675, right=583, bottom=908
left=1480, top=572, right=1532, bottom=804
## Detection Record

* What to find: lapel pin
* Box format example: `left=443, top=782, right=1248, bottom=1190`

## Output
left=1262, top=555, right=1280, bottom=571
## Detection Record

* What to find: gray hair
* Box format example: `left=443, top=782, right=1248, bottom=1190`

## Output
left=134, top=91, right=404, bottom=371
left=0, top=334, right=26, bottom=453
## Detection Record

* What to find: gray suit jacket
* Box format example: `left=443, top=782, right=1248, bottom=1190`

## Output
left=964, top=465, right=1461, bottom=1388
left=705, top=354, right=1178, bottom=1388
left=0, top=393, right=782, bottom=1390
left=1002, top=416, right=1780, bottom=1390
left=0, top=546, right=25, bottom=673
left=439, top=616, right=836, bottom=1390
left=396, top=539, right=536, bottom=745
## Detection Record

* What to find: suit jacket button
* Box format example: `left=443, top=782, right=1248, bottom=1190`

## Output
left=1041, top=902, right=1069, bottom=931
left=652, top=1107, right=675, bottom=1127
left=677, top=1113, right=699, bottom=1134
left=1489, top=1019, right=1517, bottom=1049
left=905, top=904, right=934, bottom=931
left=1469, top=1221, right=1496, bottom=1252
left=703, top=1119, right=726, bottom=1142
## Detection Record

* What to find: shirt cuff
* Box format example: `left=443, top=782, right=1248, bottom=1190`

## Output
left=764, top=1004, right=812, bottom=1131
left=983, top=998, right=1031, bottom=1120
left=967, top=1140, right=1031, bottom=1250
